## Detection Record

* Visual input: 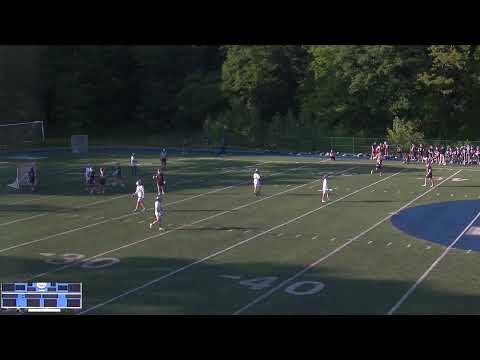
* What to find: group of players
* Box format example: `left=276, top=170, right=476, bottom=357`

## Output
left=84, top=150, right=168, bottom=231
left=80, top=140, right=440, bottom=231
left=407, top=143, right=480, bottom=166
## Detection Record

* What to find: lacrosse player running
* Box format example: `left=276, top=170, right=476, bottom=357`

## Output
left=371, top=152, right=384, bottom=176
left=322, top=175, right=331, bottom=203
left=253, top=169, right=261, bottom=196
left=132, top=179, right=146, bottom=212
left=149, top=194, right=164, bottom=231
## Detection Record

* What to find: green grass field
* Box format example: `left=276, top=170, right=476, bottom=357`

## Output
left=1, top=151, right=480, bottom=315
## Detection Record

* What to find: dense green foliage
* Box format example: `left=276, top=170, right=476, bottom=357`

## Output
left=387, top=117, right=424, bottom=152
left=1, top=45, right=480, bottom=145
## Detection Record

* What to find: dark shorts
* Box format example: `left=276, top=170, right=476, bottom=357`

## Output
left=99, top=178, right=106, bottom=186
left=426, top=172, right=433, bottom=179
left=376, top=164, right=383, bottom=170
left=29, top=176, right=35, bottom=184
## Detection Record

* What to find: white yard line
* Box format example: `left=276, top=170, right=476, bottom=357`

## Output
left=232, top=169, right=462, bottom=315
left=30, top=166, right=358, bottom=285
left=0, top=163, right=314, bottom=254
left=387, top=209, right=480, bottom=315
left=6, top=195, right=56, bottom=206
left=77, top=168, right=400, bottom=315
left=0, top=194, right=131, bottom=227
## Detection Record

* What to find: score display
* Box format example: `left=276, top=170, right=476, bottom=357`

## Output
left=1, top=282, right=82, bottom=312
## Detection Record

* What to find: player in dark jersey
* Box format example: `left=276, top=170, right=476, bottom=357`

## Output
left=111, top=163, right=126, bottom=188
left=423, top=158, right=434, bottom=187
left=330, top=149, right=335, bottom=161
left=371, top=153, right=383, bottom=176
left=98, top=167, right=107, bottom=194
left=87, top=167, right=96, bottom=194
left=28, top=166, right=36, bottom=192
left=153, top=169, right=166, bottom=195
left=161, top=149, right=167, bottom=170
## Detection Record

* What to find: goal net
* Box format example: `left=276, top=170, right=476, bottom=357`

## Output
left=71, top=135, right=88, bottom=154
left=0, top=121, right=45, bottom=149
left=7, top=162, right=37, bottom=190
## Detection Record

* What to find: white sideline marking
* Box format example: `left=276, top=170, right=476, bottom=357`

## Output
left=77, top=169, right=401, bottom=315
left=232, top=169, right=461, bottom=315
left=388, top=209, right=480, bottom=315
left=220, top=275, right=242, bottom=280
left=312, top=235, right=318, bottom=240
left=28, top=166, right=357, bottom=282
left=0, top=164, right=312, bottom=254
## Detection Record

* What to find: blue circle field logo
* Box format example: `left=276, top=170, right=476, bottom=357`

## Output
left=391, top=200, right=480, bottom=251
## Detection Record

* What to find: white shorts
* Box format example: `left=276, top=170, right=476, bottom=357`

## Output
left=254, top=181, right=260, bottom=187
left=155, top=211, right=162, bottom=219
left=137, top=197, right=144, bottom=203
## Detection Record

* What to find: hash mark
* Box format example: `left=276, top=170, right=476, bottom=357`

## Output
left=387, top=242, right=392, bottom=247
left=330, top=237, right=336, bottom=242
left=426, top=246, right=431, bottom=250
left=407, top=244, right=411, bottom=248
left=277, top=233, right=284, bottom=237
left=367, top=241, right=373, bottom=244
left=312, top=235, right=318, bottom=240
left=296, top=234, right=302, bottom=238
left=467, top=249, right=472, bottom=254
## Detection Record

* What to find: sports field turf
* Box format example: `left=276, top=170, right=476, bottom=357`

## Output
left=1, top=150, right=480, bottom=315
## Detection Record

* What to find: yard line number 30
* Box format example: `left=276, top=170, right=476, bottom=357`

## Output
left=40, top=253, right=120, bottom=269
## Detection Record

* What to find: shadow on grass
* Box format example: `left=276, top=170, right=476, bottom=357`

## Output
left=1, top=248, right=478, bottom=315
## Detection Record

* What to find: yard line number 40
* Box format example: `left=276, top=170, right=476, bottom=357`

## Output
left=40, top=253, right=120, bottom=269
left=237, top=276, right=325, bottom=296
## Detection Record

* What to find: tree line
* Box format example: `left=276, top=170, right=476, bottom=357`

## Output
left=1, top=45, right=479, bottom=147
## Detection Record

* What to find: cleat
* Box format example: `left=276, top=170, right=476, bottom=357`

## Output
left=149, top=223, right=153, bottom=229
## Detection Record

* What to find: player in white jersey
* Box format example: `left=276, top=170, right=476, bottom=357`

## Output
left=149, top=195, right=164, bottom=231
left=321, top=175, right=331, bottom=203
left=253, top=169, right=261, bottom=196
left=84, top=164, right=92, bottom=190
left=130, top=153, right=138, bottom=176
left=131, top=180, right=146, bottom=212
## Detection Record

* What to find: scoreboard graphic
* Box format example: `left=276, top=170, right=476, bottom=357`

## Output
left=1, top=282, right=82, bottom=313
